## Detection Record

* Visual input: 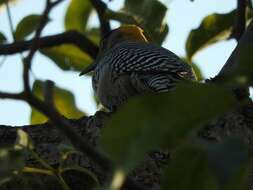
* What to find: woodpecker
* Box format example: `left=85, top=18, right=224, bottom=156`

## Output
left=80, top=25, right=196, bottom=111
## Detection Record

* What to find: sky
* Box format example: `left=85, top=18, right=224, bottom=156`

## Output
left=0, top=0, right=237, bottom=125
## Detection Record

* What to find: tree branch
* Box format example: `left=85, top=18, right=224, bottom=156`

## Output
left=0, top=91, right=24, bottom=100
left=0, top=31, right=99, bottom=59
left=90, top=0, right=111, bottom=37
left=217, top=19, right=253, bottom=77
left=230, top=0, right=247, bottom=41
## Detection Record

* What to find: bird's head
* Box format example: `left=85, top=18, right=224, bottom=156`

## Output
left=80, top=25, right=148, bottom=76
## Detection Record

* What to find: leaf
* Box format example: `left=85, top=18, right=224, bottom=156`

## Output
left=162, top=145, right=219, bottom=190
left=222, top=44, right=253, bottom=86
left=65, top=0, right=92, bottom=33
left=40, top=45, right=93, bottom=71
left=30, top=80, right=85, bottom=124
left=207, top=138, right=249, bottom=188
left=186, top=9, right=253, bottom=61
left=15, top=130, right=33, bottom=150
left=99, top=82, right=235, bottom=172
left=85, top=27, right=101, bottom=45
left=186, top=10, right=235, bottom=61
left=0, top=147, right=25, bottom=180
left=119, top=0, right=168, bottom=44
left=0, top=32, right=6, bottom=44
left=14, top=14, right=42, bottom=41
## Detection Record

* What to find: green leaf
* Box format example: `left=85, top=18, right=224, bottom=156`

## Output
left=99, top=82, right=235, bottom=172
left=186, top=10, right=235, bottom=61
left=40, top=45, right=92, bottom=71
left=30, top=80, right=85, bottom=124
left=14, top=14, right=42, bottom=41
left=162, top=145, right=219, bottom=190
left=119, top=0, right=168, bottom=44
left=0, top=32, right=7, bottom=44
left=15, top=130, right=33, bottom=150
left=186, top=9, right=253, bottom=61
left=65, top=0, right=92, bottom=33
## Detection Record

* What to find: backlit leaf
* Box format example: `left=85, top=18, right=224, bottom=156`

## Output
left=112, top=0, right=168, bottom=44
left=40, top=45, right=92, bottom=71
left=186, top=9, right=253, bottom=62
left=14, top=14, right=42, bottom=41
left=65, top=0, right=92, bottom=33
left=30, top=80, right=85, bottom=124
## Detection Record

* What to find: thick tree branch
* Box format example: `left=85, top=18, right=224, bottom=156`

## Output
left=0, top=31, right=99, bottom=59
left=0, top=113, right=149, bottom=190
left=90, top=0, right=111, bottom=37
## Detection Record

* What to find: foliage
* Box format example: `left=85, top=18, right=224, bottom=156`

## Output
left=186, top=8, right=253, bottom=62
left=0, top=32, right=6, bottom=44
left=0, top=0, right=253, bottom=189
left=14, top=14, right=42, bottom=41
left=30, top=80, right=85, bottom=124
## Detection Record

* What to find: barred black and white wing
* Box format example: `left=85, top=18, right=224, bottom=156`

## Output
left=102, top=41, right=196, bottom=92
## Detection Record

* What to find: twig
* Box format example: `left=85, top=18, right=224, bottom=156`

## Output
left=43, top=80, right=55, bottom=107
left=217, top=19, right=253, bottom=77
left=231, top=0, right=247, bottom=41
left=0, top=91, right=24, bottom=100
left=0, top=31, right=98, bottom=59
left=5, top=1, right=15, bottom=41
left=90, top=0, right=111, bottom=36
left=22, top=0, right=64, bottom=94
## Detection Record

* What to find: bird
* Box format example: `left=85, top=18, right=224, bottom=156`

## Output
left=80, top=25, right=196, bottom=111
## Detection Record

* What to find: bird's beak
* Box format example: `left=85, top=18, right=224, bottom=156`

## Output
left=79, top=63, right=97, bottom=76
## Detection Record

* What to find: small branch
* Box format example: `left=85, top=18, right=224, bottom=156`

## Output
left=0, top=31, right=98, bottom=59
left=90, top=0, right=111, bottom=37
left=230, top=0, right=247, bottom=41
left=5, top=1, right=15, bottom=41
left=218, top=19, right=253, bottom=76
left=0, top=91, right=24, bottom=100
left=43, top=80, right=55, bottom=107
left=23, top=0, right=63, bottom=94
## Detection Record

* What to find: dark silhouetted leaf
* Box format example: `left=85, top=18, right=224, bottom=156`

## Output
left=30, top=80, right=85, bottom=124
left=0, top=148, right=25, bottom=180
left=221, top=43, right=253, bottom=86
left=99, top=82, right=235, bottom=171
left=186, top=9, right=253, bottom=61
left=65, top=0, right=92, bottom=33
left=162, top=145, right=219, bottom=190
left=207, top=138, right=249, bottom=189
left=40, top=45, right=92, bottom=71
left=114, top=0, right=168, bottom=44
left=14, top=14, right=42, bottom=41
left=186, top=10, right=235, bottom=61
left=0, top=32, right=6, bottom=44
